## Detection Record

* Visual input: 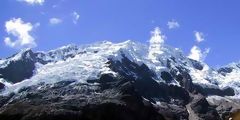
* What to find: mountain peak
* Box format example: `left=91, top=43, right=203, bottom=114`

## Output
left=9, top=48, right=33, bottom=60
left=48, top=44, right=78, bottom=53
left=0, top=40, right=240, bottom=119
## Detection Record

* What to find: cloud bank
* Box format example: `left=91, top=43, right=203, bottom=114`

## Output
left=49, top=18, right=62, bottom=25
left=72, top=11, right=80, bottom=24
left=188, top=45, right=210, bottom=62
left=194, top=31, right=205, bottom=43
left=4, top=18, right=37, bottom=49
left=18, top=0, right=44, bottom=5
left=167, top=20, right=180, bottom=29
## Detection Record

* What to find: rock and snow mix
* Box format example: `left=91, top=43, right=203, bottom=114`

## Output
left=0, top=28, right=239, bottom=99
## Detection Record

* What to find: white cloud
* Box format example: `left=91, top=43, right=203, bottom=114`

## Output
left=148, top=27, right=166, bottom=59
left=49, top=18, right=62, bottom=25
left=4, top=18, right=37, bottom=48
left=194, top=31, right=205, bottom=43
left=167, top=20, right=180, bottom=29
left=72, top=11, right=80, bottom=24
left=188, top=45, right=210, bottom=62
left=18, top=0, right=44, bottom=5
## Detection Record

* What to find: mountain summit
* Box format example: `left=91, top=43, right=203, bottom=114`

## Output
left=0, top=28, right=239, bottom=120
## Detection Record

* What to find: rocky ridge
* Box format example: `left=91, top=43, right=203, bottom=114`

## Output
left=0, top=28, right=239, bottom=120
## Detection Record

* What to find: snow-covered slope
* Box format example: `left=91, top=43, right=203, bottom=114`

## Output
left=0, top=29, right=239, bottom=99
left=0, top=41, right=145, bottom=94
left=0, top=48, right=33, bottom=69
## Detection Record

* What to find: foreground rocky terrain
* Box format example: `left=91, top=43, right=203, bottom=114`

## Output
left=0, top=29, right=239, bottom=120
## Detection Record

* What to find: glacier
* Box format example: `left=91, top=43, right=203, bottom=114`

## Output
left=0, top=28, right=239, bottom=99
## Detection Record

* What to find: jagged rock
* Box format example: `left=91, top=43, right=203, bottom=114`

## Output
left=0, top=79, right=166, bottom=120
left=218, top=67, right=233, bottom=76
left=190, top=96, right=220, bottom=120
left=170, top=67, right=194, bottom=92
left=207, top=96, right=240, bottom=120
left=189, top=59, right=204, bottom=70
left=108, top=54, right=156, bottom=80
left=0, top=83, right=4, bottom=91
left=0, top=41, right=239, bottom=120
left=156, top=102, right=189, bottom=120
left=0, top=93, right=14, bottom=108
left=0, top=50, right=36, bottom=83
left=161, top=71, right=173, bottom=83
left=193, top=84, right=235, bottom=96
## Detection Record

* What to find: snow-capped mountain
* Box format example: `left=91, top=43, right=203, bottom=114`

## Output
left=0, top=28, right=239, bottom=120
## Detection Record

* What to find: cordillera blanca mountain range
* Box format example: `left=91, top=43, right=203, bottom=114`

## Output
left=0, top=28, right=240, bottom=120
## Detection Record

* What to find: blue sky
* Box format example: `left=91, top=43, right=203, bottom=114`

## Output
left=0, top=0, right=240, bottom=67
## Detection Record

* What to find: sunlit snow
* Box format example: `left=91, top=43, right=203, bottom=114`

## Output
left=0, top=28, right=240, bottom=98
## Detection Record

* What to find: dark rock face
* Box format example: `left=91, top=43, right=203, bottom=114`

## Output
left=0, top=83, right=4, bottom=91
left=156, top=103, right=189, bottom=120
left=0, top=50, right=36, bottom=83
left=193, top=84, right=235, bottom=96
left=81, top=103, right=165, bottom=120
left=0, top=50, right=51, bottom=84
left=132, top=77, right=190, bottom=105
left=108, top=53, right=156, bottom=80
left=0, top=59, right=35, bottom=84
left=108, top=54, right=191, bottom=106
left=170, top=67, right=194, bottom=92
left=0, top=101, right=165, bottom=120
left=0, top=93, right=14, bottom=108
left=207, top=96, right=240, bottom=120
left=218, top=67, right=233, bottom=74
left=160, top=71, right=173, bottom=83
left=190, top=97, right=221, bottom=120
left=189, top=59, right=204, bottom=70
left=0, top=77, right=166, bottom=120
left=217, top=67, right=234, bottom=76
left=176, top=72, right=194, bottom=92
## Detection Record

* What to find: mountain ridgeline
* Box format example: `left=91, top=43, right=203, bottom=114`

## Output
left=0, top=29, right=240, bottom=120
